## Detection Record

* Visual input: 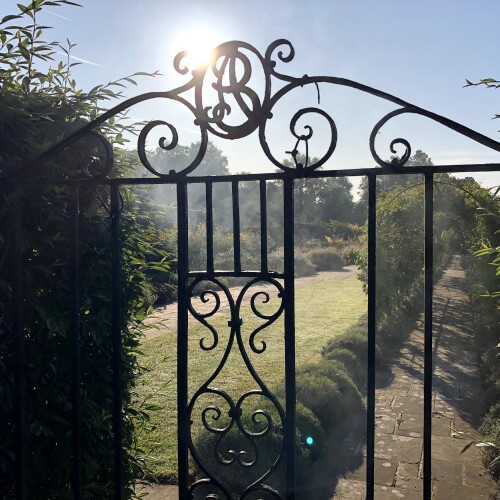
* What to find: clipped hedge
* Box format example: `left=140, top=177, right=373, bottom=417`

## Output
left=191, top=398, right=323, bottom=495
left=307, top=247, right=345, bottom=271
left=0, top=3, right=171, bottom=497
left=322, top=318, right=380, bottom=371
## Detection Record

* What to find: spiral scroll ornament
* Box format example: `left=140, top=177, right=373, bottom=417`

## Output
left=238, top=278, right=284, bottom=354
left=187, top=277, right=286, bottom=497
left=27, top=38, right=500, bottom=180
left=262, top=106, right=338, bottom=174
left=187, top=278, right=233, bottom=352
left=78, top=131, right=114, bottom=179
left=369, top=108, right=415, bottom=169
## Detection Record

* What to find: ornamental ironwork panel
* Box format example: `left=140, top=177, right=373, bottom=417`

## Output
left=1, top=39, right=500, bottom=500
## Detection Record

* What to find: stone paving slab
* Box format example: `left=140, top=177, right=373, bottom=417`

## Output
left=332, top=256, right=496, bottom=499
left=433, top=481, right=491, bottom=499
left=135, top=484, right=178, bottom=499
left=335, top=478, right=422, bottom=499
left=374, top=435, right=423, bottom=464
left=343, top=457, right=398, bottom=486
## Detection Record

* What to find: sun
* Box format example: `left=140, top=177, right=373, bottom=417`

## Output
left=174, top=26, right=221, bottom=69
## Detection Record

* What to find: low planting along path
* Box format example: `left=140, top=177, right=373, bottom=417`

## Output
left=334, top=255, right=496, bottom=499
left=143, top=266, right=357, bottom=340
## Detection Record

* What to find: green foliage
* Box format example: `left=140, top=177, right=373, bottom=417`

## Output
left=465, top=77, right=500, bottom=126
left=368, top=180, right=426, bottom=321
left=296, top=360, right=363, bottom=419
left=192, top=398, right=322, bottom=495
left=464, top=76, right=500, bottom=485
left=328, top=220, right=363, bottom=240
left=307, top=247, right=345, bottom=271
left=479, top=403, right=500, bottom=479
left=356, top=153, right=461, bottom=327
left=459, top=180, right=500, bottom=406
left=0, top=2, right=169, bottom=497
left=293, top=248, right=317, bottom=277
left=322, top=318, right=380, bottom=373
left=323, top=348, right=364, bottom=385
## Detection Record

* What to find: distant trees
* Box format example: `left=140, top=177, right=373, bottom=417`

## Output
left=354, top=149, right=435, bottom=223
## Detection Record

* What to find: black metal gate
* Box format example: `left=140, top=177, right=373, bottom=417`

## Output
left=2, top=39, right=500, bottom=499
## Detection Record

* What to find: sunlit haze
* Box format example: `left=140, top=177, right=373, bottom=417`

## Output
left=3, top=0, right=500, bottom=190
left=173, top=25, right=221, bottom=69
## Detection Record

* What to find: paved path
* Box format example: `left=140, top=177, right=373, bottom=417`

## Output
left=334, top=256, right=496, bottom=499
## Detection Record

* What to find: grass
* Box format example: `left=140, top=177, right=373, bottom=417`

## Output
left=135, top=274, right=366, bottom=482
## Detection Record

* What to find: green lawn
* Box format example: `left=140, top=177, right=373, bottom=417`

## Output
left=135, top=274, right=366, bottom=481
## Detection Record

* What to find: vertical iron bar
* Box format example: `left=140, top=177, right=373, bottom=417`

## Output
left=177, top=181, right=189, bottom=498
left=69, top=189, right=81, bottom=499
left=110, top=184, right=123, bottom=499
left=366, top=174, right=376, bottom=500
left=423, top=173, right=434, bottom=499
left=260, top=180, right=268, bottom=274
left=206, top=181, right=214, bottom=274
left=283, top=177, right=295, bottom=499
left=11, top=192, right=26, bottom=500
left=232, top=180, right=241, bottom=273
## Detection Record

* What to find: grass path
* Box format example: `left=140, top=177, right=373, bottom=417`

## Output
left=136, top=272, right=366, bottom=480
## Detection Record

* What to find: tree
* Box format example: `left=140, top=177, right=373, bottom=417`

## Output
left=147, top=140, right=230, bottom=226
left=279, top=155, right=356, bottom=242
left=353, top=150, right=434, bottom=224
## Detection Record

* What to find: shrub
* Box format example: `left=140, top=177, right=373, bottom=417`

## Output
left=295, top=374, right=343, bottom=428
left=328, top=221, right=363, bottom=240
left=267, top=247, right=317, bottom=277
left=0, top=3, right=170, bottom=497
left=294, top=251, right=317, bottom=277
left=297, top=361, right=363, bottom=419
left=267, top=248, right=284, bottom=273
left=322, top=320, right=381, bottom=370
left=191, top=398, right=323, bottom=495
left=324, top=348, right=365, bottom=385
left=307, top=247, right=345, bottom=271
left=479, top=403, right=500, bottom=479
left=343, top=247, right=361, bottom=265
left=294, top=402, right=326, bottom=461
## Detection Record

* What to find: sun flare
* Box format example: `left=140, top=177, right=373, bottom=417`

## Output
left=175, top=26, right=221, bottom=69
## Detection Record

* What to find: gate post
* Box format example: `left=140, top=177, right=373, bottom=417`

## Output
left=110, top=184, right=124, bottom=499
left=10, top=191, right=27, bottom=500
left=423, top=173, right=434, bottom=499
left=366, top=173, right=377, bottom=500
left=177, top=181, right=190, bottom=498
left=283, top=176, right=296, bottom=499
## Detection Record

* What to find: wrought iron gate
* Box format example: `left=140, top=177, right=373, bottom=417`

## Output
left=2, top=39, right=500, bottom=499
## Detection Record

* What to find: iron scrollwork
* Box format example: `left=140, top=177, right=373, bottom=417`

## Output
left=187, top=277, right=285, bottom=499
left=25, top=38, right=500, bottom=180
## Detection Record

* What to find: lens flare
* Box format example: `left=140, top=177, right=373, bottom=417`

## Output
left=174, top=26, right=221, bottom=69
left=306, top=436, right=314, bottom=446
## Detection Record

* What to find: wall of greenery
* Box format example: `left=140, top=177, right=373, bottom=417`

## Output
left=0, top=2, right=171, bottom=497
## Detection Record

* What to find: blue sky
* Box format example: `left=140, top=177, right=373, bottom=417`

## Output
left=4, top=0, right=500, bottom=188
